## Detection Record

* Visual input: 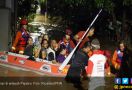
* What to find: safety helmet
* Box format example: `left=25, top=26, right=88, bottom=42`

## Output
left=20, top=19, right=28, bottom=25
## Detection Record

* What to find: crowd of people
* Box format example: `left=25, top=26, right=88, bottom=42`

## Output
left=11, top=19, right=95, bottom=64
left=11, top=19, right=132, bottom=90
left=10, top=19, right=107, bottom=89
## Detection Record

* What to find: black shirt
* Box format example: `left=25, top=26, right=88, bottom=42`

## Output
left=71, top=50, right=89, bottom=68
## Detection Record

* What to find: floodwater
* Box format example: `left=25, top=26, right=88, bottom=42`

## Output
left=0, top=64, right=45, bottom=77
left=0, top=61, right=115, bottom=90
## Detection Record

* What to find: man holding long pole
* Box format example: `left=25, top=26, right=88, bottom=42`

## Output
left=65, top=42, right=91, bottom=89
left=59, top=9, right=102, bottom=71
left=59, top=9, right=102, bottom=90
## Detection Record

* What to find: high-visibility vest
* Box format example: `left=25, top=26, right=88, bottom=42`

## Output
left=86, top=50, right=106, bottom=77
left=18, top=30, right=29, bottom=46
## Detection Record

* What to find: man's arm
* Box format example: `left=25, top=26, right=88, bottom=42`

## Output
left=112, top=50, right=120, bottom=69
left=86, top=60, right=93, bottom=77
left=12, top=31, right=21, bottom=50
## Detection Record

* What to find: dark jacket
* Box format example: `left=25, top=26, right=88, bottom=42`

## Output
left=65, top=50, right=89, bottom=84
left=71, top=50, right=89, bottom=68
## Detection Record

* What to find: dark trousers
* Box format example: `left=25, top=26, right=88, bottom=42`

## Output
left=65, top=66, right=82, bottom=85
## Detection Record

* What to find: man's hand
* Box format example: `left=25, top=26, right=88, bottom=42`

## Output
left=52, top=60, right=57, bottom=64
left=88, top=74, right=91, bottom=77
left=11, top=47, right=16, bottom=52
left=115, top=63, right=120, bottom=70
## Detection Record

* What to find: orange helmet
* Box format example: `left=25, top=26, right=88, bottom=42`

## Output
left=20, top=19, right=28, bottom=25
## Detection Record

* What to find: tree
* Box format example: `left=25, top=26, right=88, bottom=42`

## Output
left=17, top=0, right=132, bottom=39
left=64, top=0, right=132, bottom=39
left=95, top=0, right=132, bottom=41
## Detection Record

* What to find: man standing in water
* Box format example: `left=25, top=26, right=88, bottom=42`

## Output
left=65, top=42, right=91, bottom=90
left=86, top=39, right=107, bottom=90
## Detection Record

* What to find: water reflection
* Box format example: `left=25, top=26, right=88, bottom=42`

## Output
left=0, top=64, right=114, bottom=90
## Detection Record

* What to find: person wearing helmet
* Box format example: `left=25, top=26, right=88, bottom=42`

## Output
left=11, top=19, right=29, bottom=54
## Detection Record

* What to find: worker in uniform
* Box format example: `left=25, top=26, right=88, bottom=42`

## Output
left=77, top=27, right=95, bottom=49
left=86, top=39, right=107, bottom=90
left=11, top=19, right=29, bottom=54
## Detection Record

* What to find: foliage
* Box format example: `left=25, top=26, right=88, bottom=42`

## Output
left=27, top=13, right=36, bottom=22
left=17, top=0, right=132, bottom=31
left=123, top=0, right=132, bottom=6
left=94, top=0, right=132, bottom=13
left=64, top=0, right=86, bottom=6
left=95, top=0, right=114, bottom=13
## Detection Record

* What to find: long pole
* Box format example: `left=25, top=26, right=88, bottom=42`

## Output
left=59, top=9, right=102, bottom=71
